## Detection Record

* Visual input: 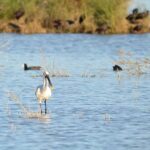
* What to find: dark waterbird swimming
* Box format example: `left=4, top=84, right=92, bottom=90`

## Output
left=24, top=63, right=41, bottom=71
left=113, top=65, right=123, bottom=71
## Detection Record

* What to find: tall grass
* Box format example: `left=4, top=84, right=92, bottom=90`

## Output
left=0, top=0, right=20, bottom=19
left=0, top=0, right=130, bottom=33
left=87, top=0, right=130, bottom=32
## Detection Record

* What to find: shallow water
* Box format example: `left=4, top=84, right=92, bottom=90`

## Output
left=0, top=33, right=150, bottom=150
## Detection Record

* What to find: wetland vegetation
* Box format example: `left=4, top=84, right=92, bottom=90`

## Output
left=0, top=0, right=149, bottom=34
left=0, top=1, right=150, bottom=149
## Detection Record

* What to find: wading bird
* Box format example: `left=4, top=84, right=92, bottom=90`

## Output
left=35, top=71, right=53, bottom=114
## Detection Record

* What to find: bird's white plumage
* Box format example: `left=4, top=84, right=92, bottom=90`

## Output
left=35, top=71, right=52, bottom=104
left=36, top=85, right=51, bottom=103
left=35, top=71, right=53, bottom=114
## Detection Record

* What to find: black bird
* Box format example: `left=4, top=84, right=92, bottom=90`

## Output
left=132, top=8, right=139, bottom=15
left=66, top=20, right=75, bottom=25
left=8, top=23, right=21, bottom=33
left=79, top=14, right=85, bottom=24
left=24, top=63, right=41, bottom=71
left=113, top=65, right=123, bottom=71
left=14, top=9, right=25, bottom=20
left=136, top=10, right=149, bottom=19
left=53, top=19, right=62, bottom=29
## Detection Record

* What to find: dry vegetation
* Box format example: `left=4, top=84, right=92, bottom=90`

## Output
left=32, top=48, right=150, bottom=79
left=7, top=91, right=49, bottom=120
left=114, top=49, right=150, bottom=77
left=39, top=49, right=70, bottom=77
left=0, top=0, right=134, bottom=34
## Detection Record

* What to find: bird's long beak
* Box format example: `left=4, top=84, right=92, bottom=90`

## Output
left=46, top=75, right=54, bottom=90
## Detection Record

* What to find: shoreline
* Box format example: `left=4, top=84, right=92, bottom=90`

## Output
left=0, top=29, right=149, bottom=35
left=0, top=19, right=149, bottom=35
left=0, top=30, right=149, bottom=35
left=0, top=8, right=149, bottom=35
left=0, top=2, right=149, bottom=35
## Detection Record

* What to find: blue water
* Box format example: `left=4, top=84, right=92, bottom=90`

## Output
left=0, top=33, right=150, bottom=150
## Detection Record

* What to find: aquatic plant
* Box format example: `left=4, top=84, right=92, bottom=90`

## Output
left=114, top=49, right=150, bottom=77
left=39, top=49, right=70, bottom=77
left=7, top=91, right=48, bottom=120
left=81, top=70, right=96, bottom=78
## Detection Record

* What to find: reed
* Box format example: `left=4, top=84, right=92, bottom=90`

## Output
left=7, top=91, right=49, bottom=120
left=39, top=49, right=70, bottom=77
left=87, top=0, right=130, bottom=32
left=114, top=49, right=150, bottom=77
left=81, top=70, right=96, bottom=78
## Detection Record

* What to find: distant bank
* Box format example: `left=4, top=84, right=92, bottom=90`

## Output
left=0, top=0, right=149, bottom=34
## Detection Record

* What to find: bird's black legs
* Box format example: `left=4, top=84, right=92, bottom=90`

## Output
left=39, top=103, right=42, bottom=114
left=39, top=101, right=47, bottom=115
left=44, top=100, right=47, bottom=114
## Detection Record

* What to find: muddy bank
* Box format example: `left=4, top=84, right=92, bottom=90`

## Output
left=0, top=8, right=149, bottom=34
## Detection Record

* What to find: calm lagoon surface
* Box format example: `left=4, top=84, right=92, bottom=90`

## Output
left=0, top=33, right=150, bottom=150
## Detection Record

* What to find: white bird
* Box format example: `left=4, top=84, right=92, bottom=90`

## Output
left=35, top=71, right=53, bottom=114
